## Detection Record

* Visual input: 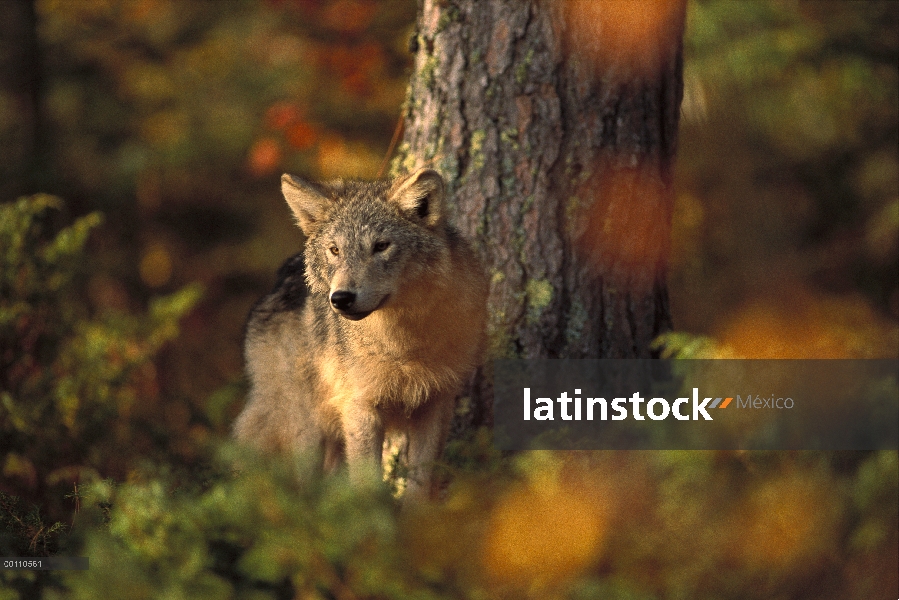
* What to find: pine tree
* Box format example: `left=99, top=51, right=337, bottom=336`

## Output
left=396, top=0, right=687, bottom=428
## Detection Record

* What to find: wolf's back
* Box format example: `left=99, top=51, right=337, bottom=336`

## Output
left=245, top=252, right=308, bottom=338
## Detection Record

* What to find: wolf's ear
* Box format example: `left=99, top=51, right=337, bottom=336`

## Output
left=282, top=174, right=330, bottom=235
left=389, top=169, right=445, bottom=228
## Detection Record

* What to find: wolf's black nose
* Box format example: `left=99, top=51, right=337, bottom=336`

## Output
left=330, top=291, right=356, bottom=311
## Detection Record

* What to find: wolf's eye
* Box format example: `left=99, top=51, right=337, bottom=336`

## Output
left=372, top=241, right=390, bottom=253
left=329, top=246, right=339, bottom=256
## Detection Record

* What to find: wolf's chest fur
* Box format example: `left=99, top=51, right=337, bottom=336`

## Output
left=319, top=260, right=484, bottom=413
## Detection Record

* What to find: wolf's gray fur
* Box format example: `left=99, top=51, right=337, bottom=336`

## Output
left=234, top=169, right=487, bottom=501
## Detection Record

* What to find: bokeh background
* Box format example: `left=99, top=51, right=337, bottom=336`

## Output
left=1, top=1, right=897, bottom=598
left=2, top=0, right=417, bottom=483
left=672, top=0, right=898, bottom=360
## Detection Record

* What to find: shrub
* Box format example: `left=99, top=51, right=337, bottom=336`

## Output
left=0, top=195, right=200, bottom=543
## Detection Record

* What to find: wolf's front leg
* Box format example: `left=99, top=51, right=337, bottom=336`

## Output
left=404, top=392, right=456, bottom=502
left=342, top=402, right=384, bottom=487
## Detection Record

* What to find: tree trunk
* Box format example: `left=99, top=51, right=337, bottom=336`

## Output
left=396, top=0, right=686, bottom=431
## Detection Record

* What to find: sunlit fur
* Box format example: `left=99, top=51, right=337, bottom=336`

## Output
left=233, top=169, right=487, bottom=501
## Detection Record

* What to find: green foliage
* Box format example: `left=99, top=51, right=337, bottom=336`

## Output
left=0, top=491, right=71, bottom=599
left=59, top=450, right=444, bottom=600
left=651, top=331, right=730, bottom=359
left=687, top=0, right=897, bottom=159
left=675, top=0, right=898, bottom=340
left=0, top=195, right=200, bottom=522
left=0, top=440, right=895, bottom=599
left=0, top=492, right=66, bottom=558
left=850, top=450, right=899, bottom=551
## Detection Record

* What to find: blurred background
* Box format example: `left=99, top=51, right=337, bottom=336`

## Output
left=673, top=0, right=898, bottom=360
left=0, top=0, right=899, bottom=599
left=1, top=0, right=417, bottom=471
left=1, top=0, right=896, bottom=470
left=1, top=0, right=896, bottom=497
left=0, top=1, right=896, bottom=597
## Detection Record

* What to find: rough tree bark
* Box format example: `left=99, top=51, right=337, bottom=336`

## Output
left=395, top=0, right=686, bottom=431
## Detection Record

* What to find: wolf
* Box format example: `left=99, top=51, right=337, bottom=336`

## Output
left=233, top=168, right=488, bottom=501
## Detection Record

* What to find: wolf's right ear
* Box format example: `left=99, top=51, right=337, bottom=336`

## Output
left=282, top=174, right=330, bottom=235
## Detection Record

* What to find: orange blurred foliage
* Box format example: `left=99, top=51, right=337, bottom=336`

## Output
left=264, top=101, right=303, bottom=130
left=248, top=137, right=282, bottom=176
left=573, top=162, right=672, bottom=289
left=285, top=121, right=318, bottom=150
left=730, top=471, right=841, bottom=571
left=715, top=287, right=899, bottom=358
left=321, top=0, right=377, bottom=35
left=482, top=471, right=612, bottom=590
left=128, top=0, right=163, bottom=23
left=316, top=42, right=384, bottom=97
left=562, top=0, right=686, bottom=75
left=340, top=70, right=369, bottom=96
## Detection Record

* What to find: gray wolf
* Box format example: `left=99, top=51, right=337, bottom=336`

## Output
left=233, top=168, right=488, bottom=501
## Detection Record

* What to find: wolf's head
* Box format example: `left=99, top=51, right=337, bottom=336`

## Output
left=280, top=168, right=452, bottom=320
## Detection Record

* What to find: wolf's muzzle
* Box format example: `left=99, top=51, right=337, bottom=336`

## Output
left=330, top=290, right=372, bottom=320
left=329, top=291, right=389, bottom=320
left=330, top=290, right=356, bottom=311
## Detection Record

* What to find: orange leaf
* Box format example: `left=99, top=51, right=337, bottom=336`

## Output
left=285, top=121, right=318, bottom=150
left=248, top=137, right=282, bottom=176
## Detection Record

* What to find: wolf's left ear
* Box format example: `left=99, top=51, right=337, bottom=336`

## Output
left=389, top=168, right=445, bottom=228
